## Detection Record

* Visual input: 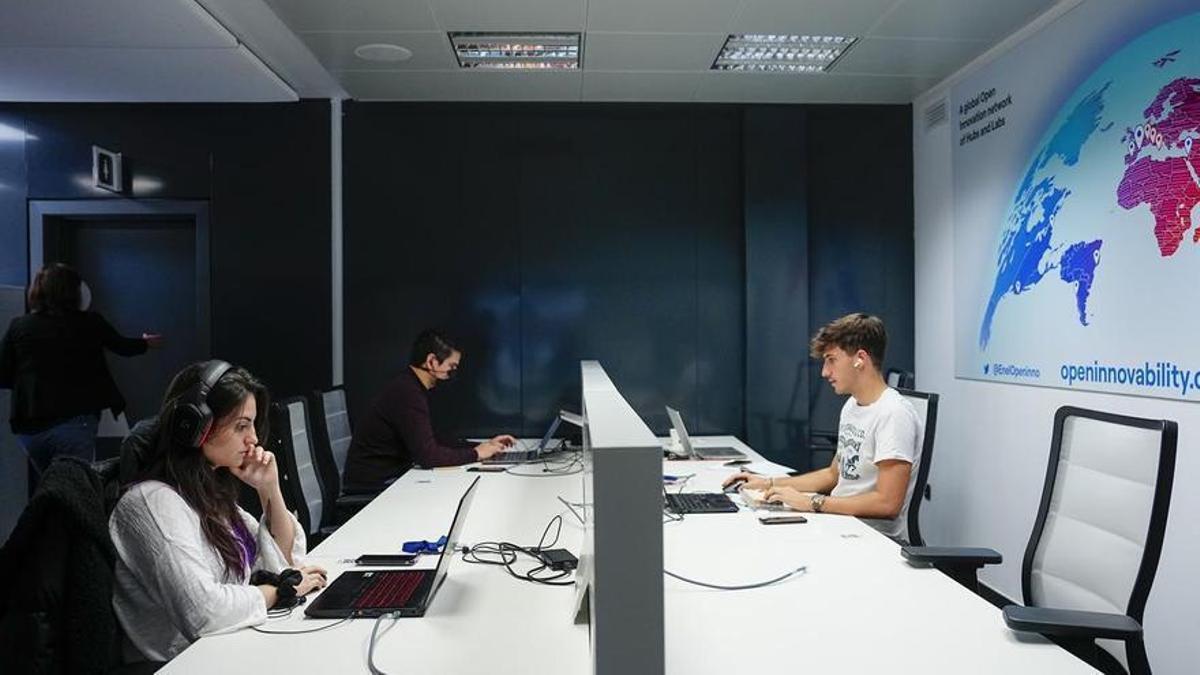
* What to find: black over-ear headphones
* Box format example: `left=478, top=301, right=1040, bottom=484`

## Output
left=170, top=360, right=233, bottom=448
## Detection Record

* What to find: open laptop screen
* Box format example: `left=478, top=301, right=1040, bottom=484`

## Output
left=422, top=475, right=481, bottom=608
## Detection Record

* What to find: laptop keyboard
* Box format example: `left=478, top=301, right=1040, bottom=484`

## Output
left=665, top=492, right=738, bottom=514
left=354, top=571, right=425, bottom=610
left=483, top=449, right=539, bottom=463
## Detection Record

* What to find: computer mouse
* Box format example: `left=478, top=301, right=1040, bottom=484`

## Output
left=722, top=481, right=744, bottom=494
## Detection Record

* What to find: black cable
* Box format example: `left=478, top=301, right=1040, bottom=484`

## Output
left=250, top=614, right=354, bottom=635
left=461, top=514, right=576, bottom=586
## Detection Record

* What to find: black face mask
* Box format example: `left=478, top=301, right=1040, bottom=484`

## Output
left=426, top=362, right=457, bottom=382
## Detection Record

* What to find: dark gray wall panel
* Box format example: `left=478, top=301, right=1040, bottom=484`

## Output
left=807, top=105, right=915, bottom=431
left=345, top=103, right=744, bottom=439
left=0, top=112, right=29, bottom=286
left=744, top=106, right=810, bottom=467
left=0, top=102, right=332, bottom=401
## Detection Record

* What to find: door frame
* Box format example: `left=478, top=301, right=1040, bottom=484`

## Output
left=28, top=199, right=211, bottom=356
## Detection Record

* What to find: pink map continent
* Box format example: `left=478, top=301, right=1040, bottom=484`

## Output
left=1117, top=77, right=1200, bottom=256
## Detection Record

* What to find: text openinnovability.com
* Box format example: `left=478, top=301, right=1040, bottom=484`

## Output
left=1059, top=360, right=1200, bottom=397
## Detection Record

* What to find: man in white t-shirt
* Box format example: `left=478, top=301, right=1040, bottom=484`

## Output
left=723, top=313, right=922, bottom=541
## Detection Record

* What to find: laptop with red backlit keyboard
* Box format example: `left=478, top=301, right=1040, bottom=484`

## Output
left=305, top=477, right=479, bottom=618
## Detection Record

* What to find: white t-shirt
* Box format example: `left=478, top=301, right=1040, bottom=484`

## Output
left=830, top=387, right=922, bottom=541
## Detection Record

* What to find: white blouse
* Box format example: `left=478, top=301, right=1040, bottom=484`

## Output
left=109, top=480, right=307, bottom=662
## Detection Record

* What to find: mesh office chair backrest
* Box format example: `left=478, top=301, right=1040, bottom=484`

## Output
left=896, top=389, right=938, bottom=547
left=1024, top=407, right=1176, bottom=673
left=272, top=398, right=325, bottom=536
left=321, top=388, right=352, bottom=478
left=886, top=368, right=915, bottom=389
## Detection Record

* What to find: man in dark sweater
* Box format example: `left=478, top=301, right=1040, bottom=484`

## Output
left=342, top=330, right=514, bottom=493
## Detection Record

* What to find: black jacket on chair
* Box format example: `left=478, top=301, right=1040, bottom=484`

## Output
left=0, top=456, right=121, bottom=673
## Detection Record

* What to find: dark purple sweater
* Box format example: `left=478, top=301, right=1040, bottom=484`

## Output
left=342, top=368, right=476, bottom=492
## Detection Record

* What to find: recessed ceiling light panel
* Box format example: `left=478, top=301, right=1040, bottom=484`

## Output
left=712, top=34, right=857, bottom=72
left=449, top=32, right=581, bottom=70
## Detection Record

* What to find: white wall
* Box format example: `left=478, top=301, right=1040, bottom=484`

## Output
left=913, top=4, right=1200, bottom=674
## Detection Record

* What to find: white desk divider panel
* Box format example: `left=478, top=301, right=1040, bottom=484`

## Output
left=578, top=360, right=664, bottom=675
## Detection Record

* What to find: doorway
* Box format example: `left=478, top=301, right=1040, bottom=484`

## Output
left=29, top=200, right=210, bottom=430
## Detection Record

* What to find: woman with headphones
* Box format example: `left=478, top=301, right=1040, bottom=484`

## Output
left=108, top=361, right=327, bottom=664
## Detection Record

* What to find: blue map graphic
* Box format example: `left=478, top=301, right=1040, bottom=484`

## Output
left=978, top=85, right=1108, bottom=348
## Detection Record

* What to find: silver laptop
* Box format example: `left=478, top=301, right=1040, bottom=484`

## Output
left=482, top=416, right=563, bottom=464
left=665, top=406, right=746, bottom=460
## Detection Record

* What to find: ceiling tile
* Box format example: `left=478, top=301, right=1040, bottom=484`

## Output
left=871, top=0, right=1054, bottom=40
left=692, top=71, right=927, bottom=103
left=693, top=71, right=844, bottom=103
left=430, top=0, right=587, bottom=31
left=732, top=0, right=898, bottom=36
left=834, top=37, right=986, bottom=77
left=263, top=0, right=438, bottom=32
left=337, top=70, right=583, bottom=101
left=300, top=31, right=457, bottom=70
left=851, top=74, right=940, bottom=101
left=0, top=0, right=236, bottom=48
left=0, top=46, right=296, bottom=102
left=581, top=72, right=701, bottom=101
left=584, top=33, right=724, bottom=71
left=586, top=0, right=742, bottom=33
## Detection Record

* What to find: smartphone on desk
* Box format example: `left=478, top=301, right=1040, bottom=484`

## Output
left=354, top=554, right=418, bottom=566
left=758, top=515, right=808, bottom=525
left=466, top=465, right=507, bottom=473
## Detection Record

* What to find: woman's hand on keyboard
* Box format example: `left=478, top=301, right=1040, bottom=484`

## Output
left=296, top=565, right=328, bottom=596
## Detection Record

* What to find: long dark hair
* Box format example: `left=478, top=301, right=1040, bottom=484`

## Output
left=28, top=263, right=83, bottom=315
left=140, top=361, right=271, bottom=580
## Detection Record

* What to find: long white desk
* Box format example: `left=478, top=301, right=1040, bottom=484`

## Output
left=162, top=437, right=1094, bottom=674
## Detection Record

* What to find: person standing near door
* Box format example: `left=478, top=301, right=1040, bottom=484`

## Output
left=0, top=263, right=162, bottom=477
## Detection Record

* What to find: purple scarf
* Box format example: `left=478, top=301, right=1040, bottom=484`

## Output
left=230, top=517, right=258, bottom=578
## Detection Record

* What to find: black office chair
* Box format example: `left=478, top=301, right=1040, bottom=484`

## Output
left=895, top=388, right=938, bottom=547
left=886, top=368, right=915, bottom=389
left=308, top=387, right=373, bottom=524
left=270, top=397, right=329, bottom=541
left=902, top=406, right=1177, bottom=675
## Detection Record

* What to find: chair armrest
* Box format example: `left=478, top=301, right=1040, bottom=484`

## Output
left=336, top=493, right=375, bottom=508
left=1003, top=605, right=1142, bottom=640
left=900, top=546, right=1002, bottom=566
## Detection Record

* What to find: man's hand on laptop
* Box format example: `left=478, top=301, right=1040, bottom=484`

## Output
left=475, top=435, right=517, bottom=460
left=721, top=472, right=769, bottom=491
left=761, top=485, right=811, bottom=511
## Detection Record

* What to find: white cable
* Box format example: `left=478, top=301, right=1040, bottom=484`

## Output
left=367, top=612, right=401, bottom=675
left=663, top=566, right=807, bottom=590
